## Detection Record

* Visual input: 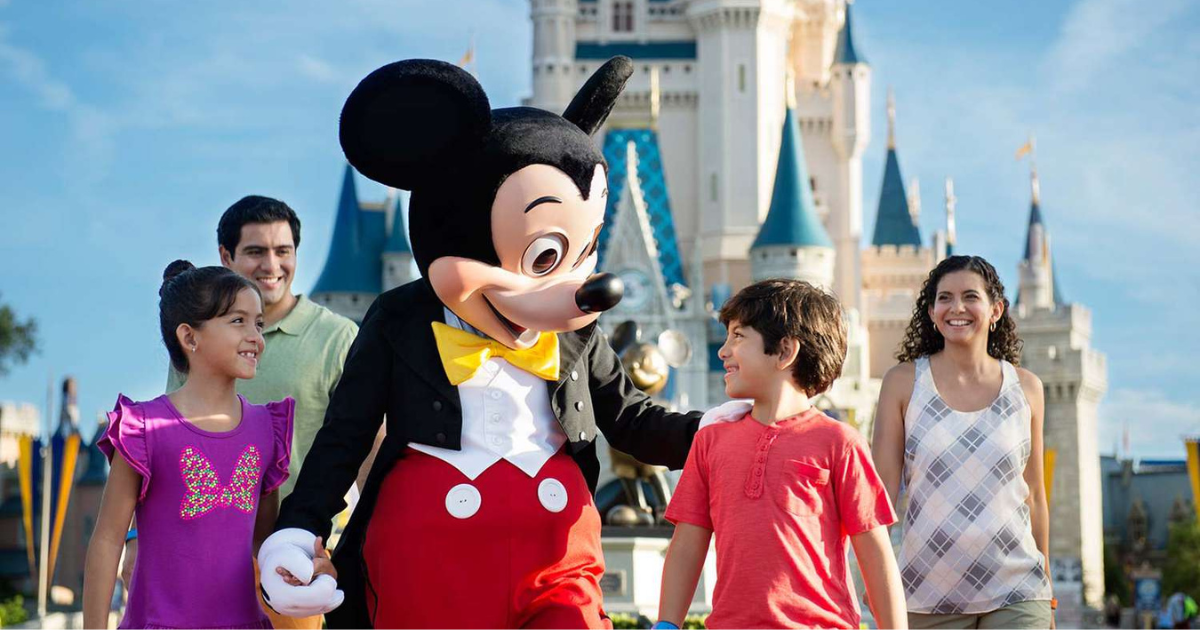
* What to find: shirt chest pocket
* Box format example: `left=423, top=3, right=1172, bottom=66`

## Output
left=774, top=460, right=830, bottom=517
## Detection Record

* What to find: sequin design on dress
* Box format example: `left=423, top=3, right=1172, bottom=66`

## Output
left=179, top=445, right=263, bottom=520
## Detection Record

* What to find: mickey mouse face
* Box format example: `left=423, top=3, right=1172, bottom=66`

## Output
left=340, top=57, right=633, bottom=348
left=426, top=163, right=608, bottom=348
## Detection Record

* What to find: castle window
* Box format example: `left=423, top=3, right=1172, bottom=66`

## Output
left=710, top=173, right=718, bottom=202
left=612, top=1, right=634, bottom=32
left=810, top=177, right=818, bottom=193
left=738, top=64, right=746, bottom=93
left=684, top=64, right=692, bottom=74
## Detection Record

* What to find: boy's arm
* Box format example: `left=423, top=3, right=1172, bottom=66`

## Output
left=851, top=525, right=907, bottom=630
left=586, top=330, right=701, bottom=469
left=658, top=522, right=712, bottom=627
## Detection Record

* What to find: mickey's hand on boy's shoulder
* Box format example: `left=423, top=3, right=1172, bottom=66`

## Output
left=698, top=400, right=753, bottom=430
left=258, top=529, right=345, bottom=617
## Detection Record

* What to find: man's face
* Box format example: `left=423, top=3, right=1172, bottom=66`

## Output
left=220, top=221, right=297, bottom=308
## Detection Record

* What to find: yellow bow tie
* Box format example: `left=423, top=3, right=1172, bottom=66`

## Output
left=431, top=322, right=560, bottom=386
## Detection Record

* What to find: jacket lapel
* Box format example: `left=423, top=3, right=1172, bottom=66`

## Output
left=553, top=323, right=596, bottom=396
left=386, top=281, right=462, bottom=410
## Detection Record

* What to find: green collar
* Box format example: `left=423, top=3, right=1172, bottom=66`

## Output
left=266, top=295, right=319, bottom=336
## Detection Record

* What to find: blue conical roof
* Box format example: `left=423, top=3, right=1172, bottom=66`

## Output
left=1021, top=198, right=1064, bottom=305
left=833, top=3, right=866, bottom=66
left=385, top=192, right=411, bottom=254
left=871, top=148, right=922, bottom=247
left=753, top=107, right=832, bottom=250
left=312, top=165, right=383, bottom=295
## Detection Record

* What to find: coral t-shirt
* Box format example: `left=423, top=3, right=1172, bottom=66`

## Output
left=665, top=408, right=897, bottom=629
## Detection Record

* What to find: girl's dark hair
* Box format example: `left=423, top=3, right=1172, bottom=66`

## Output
left=159, top=260, right=261, bottom=373
left=896, top=255, right=1023, bottom=365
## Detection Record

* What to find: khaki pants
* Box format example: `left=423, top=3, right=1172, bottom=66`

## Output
left=252, top=558, right=324, bottom=630
left=908, top=600, right=1053, bottom=629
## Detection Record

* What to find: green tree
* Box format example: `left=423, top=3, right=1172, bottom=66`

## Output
left=1162, top=520, right=1200, bottom=601
left=1104, top=541, right=1131, bottom=606
left=0, top=295, right=37, bottom=377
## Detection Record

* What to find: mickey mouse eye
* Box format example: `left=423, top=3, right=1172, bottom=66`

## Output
left=522, top=234, right=567, bottom=277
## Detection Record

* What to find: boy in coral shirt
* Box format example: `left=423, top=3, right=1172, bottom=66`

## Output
left=657, top=279, right=907, bottom=629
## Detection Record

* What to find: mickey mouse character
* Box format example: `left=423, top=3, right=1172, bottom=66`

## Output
left=257, top=57, right=710, bottom=628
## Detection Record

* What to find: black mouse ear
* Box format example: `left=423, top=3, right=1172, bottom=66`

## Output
left=562, top=56, right=633, bottom=136
left=340, top=59, right=492, bottom=190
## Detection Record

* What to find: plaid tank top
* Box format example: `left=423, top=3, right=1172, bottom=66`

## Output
left=898, top=356, right=1052, bottom=614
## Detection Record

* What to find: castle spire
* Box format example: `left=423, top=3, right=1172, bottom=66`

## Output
left=871, top=90, right=921, bottom=248
left=944, top=177, right=957, bottom=255
left=886, top=86, right=896, bottom=149
left=753, top=100, right=832, bottom=250
left=833, top=0, right=866, bottom=66
left=312, top=164, right=381, bottom=296
left=1017, top=162, right=1063, bottom=308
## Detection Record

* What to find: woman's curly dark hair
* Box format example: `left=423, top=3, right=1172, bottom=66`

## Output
left=896, top=255, right=1023, bottom=365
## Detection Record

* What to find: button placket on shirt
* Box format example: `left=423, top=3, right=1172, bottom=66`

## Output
left=481, top=360, right=507, bottom=451
left=745, top=427, right=779, bottom=499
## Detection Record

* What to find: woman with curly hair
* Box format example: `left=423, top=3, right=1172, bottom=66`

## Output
left=871, top=255, right=1055, bottom=629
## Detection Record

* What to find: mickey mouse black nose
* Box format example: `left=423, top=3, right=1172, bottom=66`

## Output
left=576, top=273, right=624, bottom=314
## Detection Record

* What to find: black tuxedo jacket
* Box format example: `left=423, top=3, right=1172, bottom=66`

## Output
left=275, top=279, right=701, bottom=627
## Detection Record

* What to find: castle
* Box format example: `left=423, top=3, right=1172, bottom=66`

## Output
left=308, top=0, right=1107, bottom=608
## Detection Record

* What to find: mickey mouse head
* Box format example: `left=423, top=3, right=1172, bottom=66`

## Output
left=339, top=57, right=634, bottom=349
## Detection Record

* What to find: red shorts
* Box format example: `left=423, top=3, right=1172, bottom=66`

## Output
left=363, top=448, right=610, bottom=629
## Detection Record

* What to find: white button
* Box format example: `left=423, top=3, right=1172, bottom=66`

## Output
left=485, top=362, right=499, bottom=374
left=490, top=413, right=501, bottom=423
left=490, top=390, right=502, bottom=400
left=491, top=436, right=502, bottom=446
left=579, top=431, right=587, bottom=440
left=537, top=478, right=568, bottom=513
left=445, top=484, right=481, bottom=519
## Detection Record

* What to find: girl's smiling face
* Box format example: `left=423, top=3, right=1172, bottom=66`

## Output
left=929, top=270, right=1004, bottom=346
left=186, top=288, right=266, bottom=380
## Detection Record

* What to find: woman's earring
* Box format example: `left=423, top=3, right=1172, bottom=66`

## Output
left=190, top=344, right=197, bottom=352
left=989, top=320, right=997, bottom=332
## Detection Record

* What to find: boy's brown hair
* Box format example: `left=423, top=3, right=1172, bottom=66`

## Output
left=718, top=278, right=848, bottom=396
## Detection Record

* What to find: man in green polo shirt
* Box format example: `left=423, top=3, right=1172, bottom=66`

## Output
left=125, top=196, right=368, bottom=629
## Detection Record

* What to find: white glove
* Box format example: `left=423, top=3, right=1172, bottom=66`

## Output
left=698, top=399, right=753, bottom=430
left=258, top=528, right=345, bottom=617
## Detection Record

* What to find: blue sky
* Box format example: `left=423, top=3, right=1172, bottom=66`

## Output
left=1, top=0, right=1197, bottom=457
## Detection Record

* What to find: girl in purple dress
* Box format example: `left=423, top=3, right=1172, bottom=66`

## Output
left=83, top=260, right=295, bottom=629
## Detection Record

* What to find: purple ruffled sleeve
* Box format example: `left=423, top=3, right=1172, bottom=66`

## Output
left=97, top=394, right=152, bottom=502
left=262, top=397, right=295, bottom=494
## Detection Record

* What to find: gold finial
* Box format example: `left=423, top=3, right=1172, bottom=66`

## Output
left=886, top=87, right=896, bottom=149
left=649, top=66, right=661, bottom=129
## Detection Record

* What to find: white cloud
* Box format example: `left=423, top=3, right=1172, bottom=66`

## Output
left=297, top=53, right=341, bottom=85
left=1099, top=388, right=1200, bottom=459
left=1045, top=0, right=1192, bottom=94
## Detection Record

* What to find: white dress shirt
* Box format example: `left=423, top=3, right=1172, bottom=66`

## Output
left=408, top=309, right=567, bottom=479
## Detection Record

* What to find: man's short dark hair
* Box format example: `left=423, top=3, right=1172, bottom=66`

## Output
left=718, top=278, right=848, bottom=396
left=217, top=195, right=301, bottom=255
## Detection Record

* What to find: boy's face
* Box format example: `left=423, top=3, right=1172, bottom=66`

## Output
left=717, top=320, right=789, bottom=400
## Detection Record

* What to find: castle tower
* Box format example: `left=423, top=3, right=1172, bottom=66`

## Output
left=1013, top=167, right=1108, bottom=610
left=826, top=0, right=870, bottom=310
left=1016, top=168, right=1060, bottom=309
left=790, top=0, right=839, bottom=85
left=529, top=0, right=578, bottom=113
left=750, top=96, right=835, bottom=289
left=311, top=165, right=385, bottom=322
left=687, top=0, right=793, bottom=290
left=382, top=190, right=418, bottom=290
left=861, top=89, right=936, bottom=378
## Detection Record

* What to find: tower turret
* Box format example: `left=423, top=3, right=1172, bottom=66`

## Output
left=751, top=95, right=835, bottom=289
left=688, top=0, right=793, bottom=290
left=530, top=0, right=578, bottom=113
left=311, top=165, right=383, bottom=322
left=827, top=0, right=870, bottom=308
left=944, top=176, right=957, bottom=256
left=869, top=89, right=921, bottom=249
left=1017, top=166, right=1063, bottom=311
left=382, top=190, right=417, bottom=290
